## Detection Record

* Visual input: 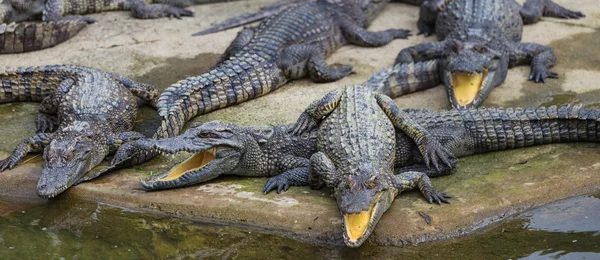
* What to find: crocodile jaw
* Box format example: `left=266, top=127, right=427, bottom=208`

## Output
left=450, top=69, right=488, bottom=107
left=159, top=148, right=217, bottom=181
left=342, top=193, right=384, bottom=247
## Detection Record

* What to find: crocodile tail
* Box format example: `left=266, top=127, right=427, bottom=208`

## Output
left=192, top=0, right=313, bottom=36
left=459, top=105, right=600, bottom=153
left=154, top=53, right=285, bottom=138
left=366, top=60, right=440, bottom=99
left=0, top=65, right=79, bottom=103
left=0, top=21, right=87, bottom=54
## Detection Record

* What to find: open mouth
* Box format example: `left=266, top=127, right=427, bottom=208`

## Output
left=451, top=69, right=488, bottom=107
left=158, top=148, right=216, bottom=181
left=343, top=193, right=381, bottom=243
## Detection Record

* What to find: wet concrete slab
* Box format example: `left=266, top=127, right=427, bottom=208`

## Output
left=1, top=0, right=600, bottom=247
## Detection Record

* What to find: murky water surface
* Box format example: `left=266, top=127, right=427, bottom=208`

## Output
left=0, top=194, right=599, bottom=259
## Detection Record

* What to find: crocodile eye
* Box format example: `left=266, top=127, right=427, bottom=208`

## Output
left=199, top=132, right=219, bottom=138
left=473, top=45, right=488, bottom=53
left=365, top=181, right=377, bottom=189
left=63, top=151, right=73, bottom=162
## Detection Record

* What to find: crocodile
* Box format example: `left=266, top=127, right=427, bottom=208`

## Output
left=367, top=0, right=584, bottom=109
left=289, top=85, right=454, bottom=247
left=0, top=0, right=240, bottom=54
left=0, top=65, right=158, bottom=198
left=123, top=121, right=319, bottom=191
left=93, top=0, right=412, bottom=179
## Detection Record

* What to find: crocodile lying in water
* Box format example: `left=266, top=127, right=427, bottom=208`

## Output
left=96, top=0, right=411, bottom=179
left=0, top=0, right=239, bottom=53
left=126, top=98, right=600, bottom=247
left=0, top=65, right=157, bottom=198
left=368, top=0, right=584, bottom=109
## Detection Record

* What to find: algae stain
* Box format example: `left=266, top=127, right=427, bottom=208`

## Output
left=548, top=30, right=600, bottom=72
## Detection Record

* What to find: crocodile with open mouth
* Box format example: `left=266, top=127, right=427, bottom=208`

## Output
left=367, top=0, right=584, bottom=109
left=0, top=65, right=157, bottom=198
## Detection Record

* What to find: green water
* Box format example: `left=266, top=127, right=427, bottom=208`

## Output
left=1, top=194, right=599, bottom=259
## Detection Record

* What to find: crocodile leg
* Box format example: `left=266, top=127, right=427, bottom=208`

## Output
left=35, top=79, right=74, bottom=133
left=263, top=167, right=309, bottom=194
left=290, top=88, right=343, bottom=135
left=109, top=73, right=159, bottom=104
left=0, top=133, right=54, bottom=171
left=279, top=44, right=352, bottom=83
left=367, top=60, right=441, bottom=99
left=395, top=40, right=449, bottom=64
left=509, top=42, right=557, bottom=83
left=219, top=27, right=254, bottom=62
left=42, top=0, right=96, bottom=23
left=375, top=93, right=455, bottom=170
left=416, top=0, right=446, bottom=36
left=129, top=0, right=193, bottom=19
left=520, top=0, right=584, bottom=24
left=392, top=171, right=451, bottom=204
left=339, top=19, right=410, bottom=47
left=308, top=151, right=337, bottom=190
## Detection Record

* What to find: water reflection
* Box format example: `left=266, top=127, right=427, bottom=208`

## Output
left=0, top=194, right=599, bottom=259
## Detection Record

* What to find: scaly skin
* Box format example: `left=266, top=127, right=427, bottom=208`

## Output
left=114, top=100, right=600, bottom=246
left=104, top=121, right=318, bottom=191
left=95, top=0, right=412, bottom=179
left=290, top=85, right=454, bottom=247
left=0, top=0, right=240, bottom=53
left=367, top=0, right=584, bottom=109
left=0, top=65, right=158, bottom=198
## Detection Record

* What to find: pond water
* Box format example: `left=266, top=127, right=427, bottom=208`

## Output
left=0, top=194, right=599, bottom=259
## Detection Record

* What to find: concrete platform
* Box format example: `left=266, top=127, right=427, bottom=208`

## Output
left=1, top=0, right=599, bottom=246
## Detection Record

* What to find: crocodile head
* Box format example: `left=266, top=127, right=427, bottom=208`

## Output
left=441, top=41, right=508, bottom=109
left=37, top=124, right=104, bottom=198
left=333, top=163, right=398, bottom=247
left=141, top=121, right=258, bottom=191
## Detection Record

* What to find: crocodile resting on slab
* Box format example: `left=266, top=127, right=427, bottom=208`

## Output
left=0, top=65, right=158, bottom=198
left=128, top=98, right=600, bottom=247
left=0, top=0, right=242, bottom=53
left=92, top=0, right=412, bottom=180
left=367, top=0, right=584, bottom=109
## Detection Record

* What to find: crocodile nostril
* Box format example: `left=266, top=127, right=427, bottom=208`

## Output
left=39, top=185, right=47, bottom=190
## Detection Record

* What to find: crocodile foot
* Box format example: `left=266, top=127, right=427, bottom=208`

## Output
left=36, top=113, right=58, bottom=133
left=264, top=175, right=292, bottom=194
left=529, top=66, right=558, bottom=83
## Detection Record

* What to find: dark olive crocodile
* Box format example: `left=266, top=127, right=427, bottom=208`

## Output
left=113, top=121, right=319, bottom=191
left=95, top=0, right=411, bottom=179
left=0, top=0, right=242, bottom=53
left=290, top=85, right=454, bottom=247
left=367, top=0, right=584, bottom=109
left=0, top=65, right=158, bottom=198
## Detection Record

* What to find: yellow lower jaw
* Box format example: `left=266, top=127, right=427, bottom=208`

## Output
left=452, top=71, right=486, bottom=106
left=344, top=205, right=375, bottom=242
left=160, top=149, right=215, bottom=181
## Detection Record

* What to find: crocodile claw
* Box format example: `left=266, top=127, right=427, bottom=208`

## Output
left=290, top=112, right=318, bottom=135
left=420, top=139, right=456, bottom=171
left=529, top=67, right=559, bottom=83
left=0, top=156, right=17, bottom=172
left=426, top=192, right=452, bottom=205
left=36, top=113, right=58, bottom=133
left=264, top=175, right=291, bottom=194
